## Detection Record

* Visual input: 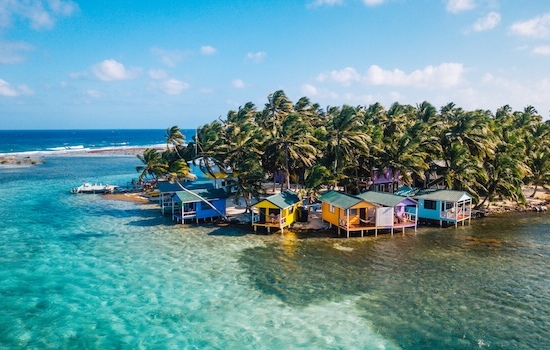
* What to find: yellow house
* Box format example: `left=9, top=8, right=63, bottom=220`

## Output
left=319, top=190, right=377, bottom=238
left=252, top=190, right=301, bottom=233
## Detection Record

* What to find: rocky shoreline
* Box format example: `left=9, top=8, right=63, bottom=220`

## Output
left=0, top=155, right=44, bottom=167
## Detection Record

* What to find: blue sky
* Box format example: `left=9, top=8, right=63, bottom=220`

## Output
left=1, top=0, right=550, bottom=129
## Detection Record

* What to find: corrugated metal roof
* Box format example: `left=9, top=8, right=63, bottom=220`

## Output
left=319, top=190, right=363, bottom=209
left=415, top=189, right=471, bottom=202
left=394, top=186, right=420, bottom=197
left=357, top=191, right=416, bottom=207
left=158, top=180, right=214, bottom=193
left=264, top=190, right=301, bottom=209
left=173, top=188, right=227, bottom=203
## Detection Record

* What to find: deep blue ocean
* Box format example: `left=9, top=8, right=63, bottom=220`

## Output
left=0, top=130, right=549, bottom=349
left=0, top=129, right=197, bottom=155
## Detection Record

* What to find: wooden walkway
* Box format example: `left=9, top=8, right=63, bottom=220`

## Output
left=336, top=219, right=417, bottom=238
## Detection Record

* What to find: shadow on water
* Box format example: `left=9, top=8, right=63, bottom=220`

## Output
left=57, top=232, right=108, bottom=241
left=207, top=224, right=250, bottom=237
left=238, top=236, right=380, bottom=306
left=127, top=216, right=172, bottom=227
left=237, top=222, right=550, bottom=349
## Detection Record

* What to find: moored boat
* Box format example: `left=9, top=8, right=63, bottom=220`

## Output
left=71, top=182, right=118, bottom=194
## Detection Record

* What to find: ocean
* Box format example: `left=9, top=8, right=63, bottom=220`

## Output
left=0, top=130, right=549, bottom=349
left=0, top=129, right=197, bottom=155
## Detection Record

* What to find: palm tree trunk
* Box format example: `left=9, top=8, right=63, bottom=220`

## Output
left=175, top=181, right=228, bottom=221
left=530, top=183, right=539, bottom=198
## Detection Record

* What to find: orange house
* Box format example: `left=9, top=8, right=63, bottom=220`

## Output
left=319, top=190, right=377, bottom=238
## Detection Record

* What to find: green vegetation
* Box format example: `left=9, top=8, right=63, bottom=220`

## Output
left=138, top=90, right=550, bottom=208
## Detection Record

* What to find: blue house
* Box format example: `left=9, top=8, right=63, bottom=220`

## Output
left=170, top=188, right=228, bottom=224
left=401, top=188, right=472, bottom=227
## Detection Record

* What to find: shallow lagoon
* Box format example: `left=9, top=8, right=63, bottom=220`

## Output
left=1, top=157, right=549, bottom=349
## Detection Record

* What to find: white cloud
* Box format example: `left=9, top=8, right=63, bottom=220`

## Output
left=0, top=0, right=78, bottom=30
left=317, top=63, right=465, bottom=89
left=200, top=45, right=217, bottom=55
left=86, top=89, right=103, bottom=98
left=0, top=79, right=18, bottom=96
left=0, top=40, right=34, bottom=63
left=308, top=0, right=343, bottom=8
left=91, top=59, right=139, bottom=81
left=148, top=69, right=168, bottom=80
left=446, top=0, right=476, bottom=14
left=0, top=79, right=33, bottom=96
left=301, top=83, right=318, bottom=96
left=232, top=79, right=246, bottom=89
left=367, top=63, right=464, bottom=88
left=151, top=47, right=185, bottom=67
left=471, top=12, right=500, bottom=32
left=246, top=51, right=266, bottom=63
left=533, top=45, right=550, bottom=56
left=362, top=0, right=384, bottom=6
left=159, top=79, right=189, bottom=95
left=510, top=13, right=550, bottom=39
left=48, top=0, right=79, bottom=16
left=316, top=67, right=361, bottom=86
left=478, top=73, right=550, bottom=113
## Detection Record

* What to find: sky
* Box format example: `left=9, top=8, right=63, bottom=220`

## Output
left=1, top=0, right=550, bottom=129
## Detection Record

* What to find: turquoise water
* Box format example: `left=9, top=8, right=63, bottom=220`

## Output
left=1, top=156, right=549, bottom=349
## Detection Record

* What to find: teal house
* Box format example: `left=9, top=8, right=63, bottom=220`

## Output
left=400, top=188, right=472, bottom=227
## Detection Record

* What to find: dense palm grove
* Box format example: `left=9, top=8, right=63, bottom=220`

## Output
left=137, top=90, right=550, bottom=209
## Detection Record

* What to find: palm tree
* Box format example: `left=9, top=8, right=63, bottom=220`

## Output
left=165, top=125, right=185, bottom=149
left=479, top=141, right=528, bottom=207
left=526, top=150, right=550, bottom=197
left=376, top=130, right=428, bottom=186
left=324, top=105, right=371, bottom=179
left=136, top=148, right=168, bottom=181
left=301, top=163, right=332, bottom=203
left=443, top=143, right=488, bottom=202
left=218, top=119, right=265, bottom=210
left=262, top=112, right=318, bottom=190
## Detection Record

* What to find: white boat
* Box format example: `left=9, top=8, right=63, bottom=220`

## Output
left=71, top=182, right=118, bottom=194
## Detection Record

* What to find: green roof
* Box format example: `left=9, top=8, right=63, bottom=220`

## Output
left=173, top=188, right=227, bottom=203
left=415, top=189, right=471, bottom=202
left=319, top=190, right=364, bottom=209
left=357, top=191, right=415, bottom=207
left=263, top=190, right=301, bottom=209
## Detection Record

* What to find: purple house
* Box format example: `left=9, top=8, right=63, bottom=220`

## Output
left=358, top=168, right=401, bottom=193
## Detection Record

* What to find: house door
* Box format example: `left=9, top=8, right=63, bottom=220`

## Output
left=360, top=208, right=367, bottom=221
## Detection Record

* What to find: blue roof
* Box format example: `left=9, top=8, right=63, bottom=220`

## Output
left=158, top=180, right=215, bottom=193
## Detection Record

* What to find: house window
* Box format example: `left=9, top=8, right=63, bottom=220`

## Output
left=329, top=204, right=335, bottom=213
left=349, top=208, right=357, bottom=216
left=424, top=200, right=437, bottom=210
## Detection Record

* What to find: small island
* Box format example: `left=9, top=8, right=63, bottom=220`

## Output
left=0, top=155, right=43, bottom=167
